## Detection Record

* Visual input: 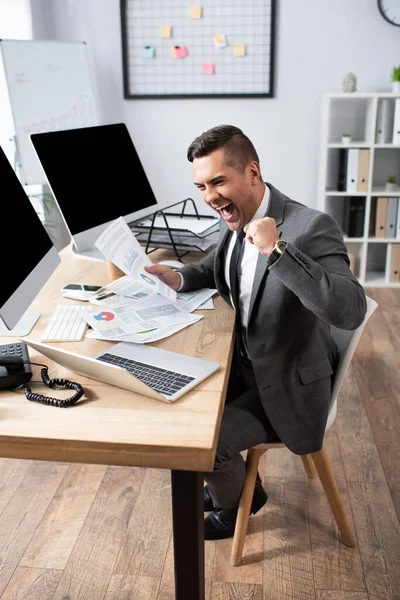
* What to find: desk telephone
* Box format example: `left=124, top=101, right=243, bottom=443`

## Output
left=0, top=342, right=84, bottom=407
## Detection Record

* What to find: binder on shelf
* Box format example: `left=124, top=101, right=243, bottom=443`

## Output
left=343, top=197, right=365, bottom=238
left=396, top=198, right=400, bottom=238
left=357, top=148, right=369, bottom=192
left=385, top=197, right=398, bottom=238
left=393, top=98, right=400, bottom=145
left=376, top=99, right=393, bottom=144
left=337, top=148, right=348, bottom=191
left=346, top=148, right=359, bottom=193
left=375, top=197, right=388, bottom=238
left=369, top=198, right=377, bottom=236
left=385, top=243, right=400, bottom=283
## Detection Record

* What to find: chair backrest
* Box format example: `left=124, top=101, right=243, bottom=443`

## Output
left=325, top=295, right=378, bottom=431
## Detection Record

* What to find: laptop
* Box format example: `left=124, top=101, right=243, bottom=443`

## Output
left=22, top=338, right=220, bottom=403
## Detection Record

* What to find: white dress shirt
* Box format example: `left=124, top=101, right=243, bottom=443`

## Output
left=224, top=184, right=270, bottom=332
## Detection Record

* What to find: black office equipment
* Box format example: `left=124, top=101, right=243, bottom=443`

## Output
left=0, top=342, right=32, bottom=390
left=30, top=123, right=159, bottom=261
left=0, top=145, right=60, bottom=336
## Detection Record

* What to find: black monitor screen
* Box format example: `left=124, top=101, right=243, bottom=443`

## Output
left=30, top=123, right=158, bottom=236
left=0, top=146, right=53, bottom=307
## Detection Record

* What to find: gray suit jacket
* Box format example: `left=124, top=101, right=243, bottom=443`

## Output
left=179, top=183, right=367, bottom=454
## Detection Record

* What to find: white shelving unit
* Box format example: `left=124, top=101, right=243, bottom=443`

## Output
left=318, top=92, right=400, bottom=287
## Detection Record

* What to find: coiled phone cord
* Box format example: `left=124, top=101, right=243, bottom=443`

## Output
left=23, top=361, right=84, bottom=408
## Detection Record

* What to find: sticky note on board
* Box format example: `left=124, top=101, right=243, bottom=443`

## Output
left=233, top=44, right=246, bottom=57
left=143, top=46, right=155, bottom=58
left=213, top=34, right=227, bottom=48
left=202, top=63, right=215, bottom=75
left=171, top=45, right=187, bottom=59
left=189, top=5, right=203, bottom=19
left=159, top=25, right=172, bottom=38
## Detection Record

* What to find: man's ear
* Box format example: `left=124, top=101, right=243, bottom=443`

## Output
left=248, top=160, right=261, bottom=184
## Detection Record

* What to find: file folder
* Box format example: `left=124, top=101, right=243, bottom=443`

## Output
left=346, top=149, right=359, bottom=193
left=385, top=243, right=400, bottom=283
left=343, top=197, right=365, bottom=237
left=357, top=149, right=370, bottom=193
left=396, top=198, right=400, bottom=238
left=376, top=99, right=393, bottom=144
left=375, top=197, right=388, bottom=238
left=393, top=99, right=400, bottom=145
left=385, top=197, right=398, bottom=238
left=337, top=148, right=348, bottom=192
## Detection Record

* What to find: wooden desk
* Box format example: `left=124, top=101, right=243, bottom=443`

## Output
left=0, top=246, right=235, bottom=600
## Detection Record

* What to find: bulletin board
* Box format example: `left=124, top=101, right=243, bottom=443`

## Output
left=120, top=0, right=276, bottom=99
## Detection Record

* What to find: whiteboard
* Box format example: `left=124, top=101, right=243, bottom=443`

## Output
left=0, top=39, right=98, bottom=185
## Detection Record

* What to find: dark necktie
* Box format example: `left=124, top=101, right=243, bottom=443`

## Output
left=229, top=229, right=246, bottom=319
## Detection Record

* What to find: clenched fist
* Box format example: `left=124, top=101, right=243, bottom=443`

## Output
left=244, top=217, right=279, bottom=256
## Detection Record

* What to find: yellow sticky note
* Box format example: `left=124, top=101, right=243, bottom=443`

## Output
left=233, top=44, right=246, bottom=57
left=213, top=34, right=227, bottom=48
left=159, top=25, right=172, bottom=39
left=190, top=5, right=202, bottom=19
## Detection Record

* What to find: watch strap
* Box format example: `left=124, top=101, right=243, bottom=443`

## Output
left=267, top=240, right=287, bottom=266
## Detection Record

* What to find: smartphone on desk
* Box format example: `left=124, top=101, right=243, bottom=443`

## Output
left=61, top=283, right=104, bottom=302
left=62, top=284, right=103, bottom=293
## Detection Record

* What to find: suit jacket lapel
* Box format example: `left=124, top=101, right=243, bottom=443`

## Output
left=248, top=183, right=286, bottom=319
left=215, top=225, right=231, bottom=300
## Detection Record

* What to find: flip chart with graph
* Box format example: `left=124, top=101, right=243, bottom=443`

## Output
left=0, top=39, right=98, bottom=185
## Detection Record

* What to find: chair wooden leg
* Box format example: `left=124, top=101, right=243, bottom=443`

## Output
left=311, top=447, right=356, bottom=547
left=301, top=454, right=316, bottom=478
left=230, top=447, right=267, bottom=566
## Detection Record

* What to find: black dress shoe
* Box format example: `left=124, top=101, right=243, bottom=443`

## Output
left=203, top=472, right=262, bottom=512
left=204, top=481, right=268, bottom=540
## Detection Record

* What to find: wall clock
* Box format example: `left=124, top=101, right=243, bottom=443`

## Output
left=378, top=0, right=400, bottom=26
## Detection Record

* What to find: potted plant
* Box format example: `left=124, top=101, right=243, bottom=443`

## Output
left=341, top=133, right=352, bottom=144
left=391, top=65, right=400, bottom=93
left=385, top=175, right=397, bottom=191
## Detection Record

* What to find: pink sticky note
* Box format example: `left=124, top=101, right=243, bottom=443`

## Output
left=175, top=45, right=187, bottom=58
left=202, top=63, right=215, bottom=75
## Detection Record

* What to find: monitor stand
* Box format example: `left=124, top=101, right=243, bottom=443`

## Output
left=0, top=313, right=41, bottom=337
left=70, top=240, right=104, bottom=262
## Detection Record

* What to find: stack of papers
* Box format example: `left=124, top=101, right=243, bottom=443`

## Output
left=130, top=214, right=220, bottom=252
left=81, top=217, right=217, bottom=344
left=132, top=215, right=220, bottom=237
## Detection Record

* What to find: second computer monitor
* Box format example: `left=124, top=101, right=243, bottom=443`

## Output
left=30, top=123, right=159, bottom=260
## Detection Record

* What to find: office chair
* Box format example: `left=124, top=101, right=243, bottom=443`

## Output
left=230, top=295, right=378, bottom=566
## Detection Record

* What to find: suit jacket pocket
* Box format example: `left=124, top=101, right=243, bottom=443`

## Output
left=296, top=357, right=333, bottom=385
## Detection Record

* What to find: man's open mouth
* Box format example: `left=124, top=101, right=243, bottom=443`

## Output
left=215, top=202, right=234, bottom=218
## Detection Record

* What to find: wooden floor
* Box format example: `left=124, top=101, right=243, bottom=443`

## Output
left=0, top=287, right=399, bottom=600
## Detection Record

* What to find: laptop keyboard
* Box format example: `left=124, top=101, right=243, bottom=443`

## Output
left=97, top=353, right=195, bottom=396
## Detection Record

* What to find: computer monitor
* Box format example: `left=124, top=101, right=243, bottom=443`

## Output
left=0, top=146, right=61, bottom=337
left=30, top=123, right=159, bottom=261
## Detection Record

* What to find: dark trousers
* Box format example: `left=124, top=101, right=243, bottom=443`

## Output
left=204, top=353, right=278, bottom=508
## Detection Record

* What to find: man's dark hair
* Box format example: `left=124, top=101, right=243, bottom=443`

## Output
left=187, top=125, right=260, bottom=173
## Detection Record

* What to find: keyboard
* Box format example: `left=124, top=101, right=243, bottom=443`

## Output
left=97, top=353, right=195, bottom=397
left=41, top=305, right=89, bottom=342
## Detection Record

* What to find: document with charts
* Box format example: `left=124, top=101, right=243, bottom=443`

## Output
left=95, top=216, right=176, bottom=301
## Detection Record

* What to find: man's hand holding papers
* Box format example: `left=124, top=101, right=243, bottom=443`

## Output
left=91, top=217, right=217, bottom=343
left=95, top=216, right=178, bottom=301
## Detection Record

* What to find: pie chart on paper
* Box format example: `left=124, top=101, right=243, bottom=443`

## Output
left=93, top=311, right=115, bottom=322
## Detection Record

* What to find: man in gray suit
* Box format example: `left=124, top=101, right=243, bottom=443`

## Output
left=145, top=125, right=367, bottom=540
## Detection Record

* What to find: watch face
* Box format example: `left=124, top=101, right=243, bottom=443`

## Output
left=378, top=0, right=400, bottom=26
left=277, top=240, right=287, bottom=251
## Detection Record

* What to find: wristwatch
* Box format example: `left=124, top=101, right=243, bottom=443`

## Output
left=267, top=239, right=287, bottom=266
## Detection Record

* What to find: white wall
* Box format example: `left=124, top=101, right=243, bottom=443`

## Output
left=30, top=0, right=400, bottom=215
